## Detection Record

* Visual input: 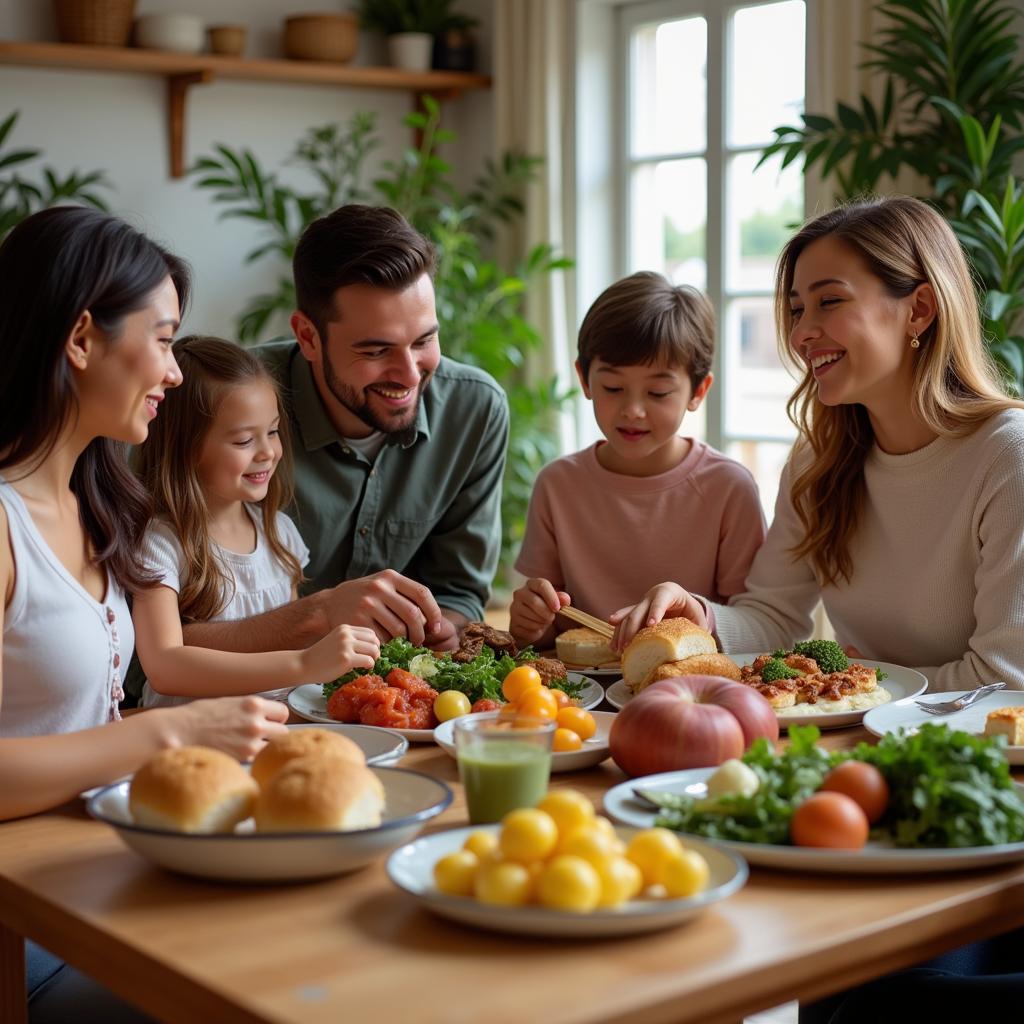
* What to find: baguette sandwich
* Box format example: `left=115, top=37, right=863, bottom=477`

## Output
left=622, top=618, right=720, bottom=693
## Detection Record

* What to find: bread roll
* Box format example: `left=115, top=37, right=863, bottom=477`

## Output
left=984, top=707, right=1024, bottom=745
left=622, top=618, right=717, bottom=689
left=633, top=652, right=742, bottom=693
left=129, top=746, right=258, bottom=834
left=556, top=628, right=617, bottom=667
left=254, top=757, right=385, bottom=833
left=250, top=727, right=365, bottom=788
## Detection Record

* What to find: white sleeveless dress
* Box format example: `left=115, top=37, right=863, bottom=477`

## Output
left=0, top=476, right=133, bottom=737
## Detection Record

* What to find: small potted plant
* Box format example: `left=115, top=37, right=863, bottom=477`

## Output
left=356, top=0, right=477, bottom=72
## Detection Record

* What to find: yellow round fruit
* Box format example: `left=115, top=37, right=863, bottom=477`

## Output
left=595, top=855, right=644, bottom=908
left=537, top=789, right=595, bottom=839
left=501, top=665, right=543, bottom=703
left=516, top=686, right=559, bottom=719
left=552, top=727, right=583, bottom=752
left=536, top=855, right=602, bottom=913
left=550, top=688, right=572, bottom=709
left=474, top=860, right=532, bottom=906
left=626, top=827, right=685, bottom=886
left=559, top=825, right=618, bottom=869
left=433, top=689, right=471, bottom=723
left=661, top=848, right=711, bottom=899
left=433, top=850, right=479, bottom=897
left=556, top=706, right=597, bottom=740
left=591, top=815, right=626, bottom=852
left=499, top=808, right=559, bottom=862
left=462, top=829, right=499, bottom=860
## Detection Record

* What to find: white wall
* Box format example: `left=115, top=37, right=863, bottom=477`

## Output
left=0, top=0, right=495, bottom=340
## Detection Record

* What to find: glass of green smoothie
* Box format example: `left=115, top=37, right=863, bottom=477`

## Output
left=454, top=713, right=556, bottom=824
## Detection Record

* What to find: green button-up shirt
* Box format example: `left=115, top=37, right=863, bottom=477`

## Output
left=255, top=340, right=509, bottom=621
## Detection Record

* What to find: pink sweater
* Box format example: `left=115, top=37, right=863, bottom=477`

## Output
left=515, top=440, right=766, bottom=621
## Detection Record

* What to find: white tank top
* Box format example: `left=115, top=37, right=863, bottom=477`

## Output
left=0, top=476, right=134, bottom=737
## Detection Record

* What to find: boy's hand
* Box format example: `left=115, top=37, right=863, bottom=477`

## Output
left=510, top=578, right=570, bottom=646
left=609, top=583, right=708, bottom=652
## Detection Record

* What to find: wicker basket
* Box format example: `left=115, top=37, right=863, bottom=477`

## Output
left=54, top=0, right=137, bottom=46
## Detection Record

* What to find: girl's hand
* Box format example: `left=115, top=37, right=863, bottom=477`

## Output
left=172, top=696, right=289, bottom=761
left=609, top=583, right=709, bottom=652
left=301, top=624, right=380, bottom=682
left=509, top=578, right=570, bottom=645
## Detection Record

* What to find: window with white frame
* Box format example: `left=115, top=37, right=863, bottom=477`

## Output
left=605, top=0, right=806, bottom=513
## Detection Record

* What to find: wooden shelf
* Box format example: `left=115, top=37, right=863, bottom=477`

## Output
left=0, top=41, right=492, bottom=177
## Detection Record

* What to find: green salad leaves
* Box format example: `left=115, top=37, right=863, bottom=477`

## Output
left=643, top=723, right=1024, bottom=849
left=322, top=636, right=584, bottom=707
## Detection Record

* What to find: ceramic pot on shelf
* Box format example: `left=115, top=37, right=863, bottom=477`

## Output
left=208, top=24, right=247, bottom=57
left=53, top=0, right=137, bottom=46
left=388, top=31, right=432, bottom=72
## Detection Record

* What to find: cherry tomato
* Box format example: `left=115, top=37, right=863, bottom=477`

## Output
left=499, top=808, right=559, bottom=862
left=557, top=706, right=597, bottom=740
left=538, top=789, right=595, bottom=839
left=502, top=666, right=543, bottom=703
left=819, top=761, right=889, bottom=824
left=790, top=791, right=869, bottom=849
left=433, top=850, right=479, bottom=896
left=536, top=855, right=601, bottom=912
left=553, top=727, right=583, bottom=752
left=625, top=827, right=685, bottom=885
left=661, top=849, right=710, bottom=898
left=471, top=698, right=502, bottom=714
left=433, top=690, right=471, bottom=723
left=516, top=686, right=559, bottom=719
left=595, top=856, right=644, bottom=908
left=474, top=861, right=531, bottom=906
left=550, top=688, right=572, bottom=709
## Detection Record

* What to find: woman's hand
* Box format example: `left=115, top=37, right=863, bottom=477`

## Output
left=301, top=624, right=380, bottom=682
left=509, top=578, right=570, bottom=646
left=609, top=583, right=709, bottom=652
left=171, top=696, right=289, bottom=761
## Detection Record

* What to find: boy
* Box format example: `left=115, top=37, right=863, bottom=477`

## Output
left=510, top=271, right=766, bottom=647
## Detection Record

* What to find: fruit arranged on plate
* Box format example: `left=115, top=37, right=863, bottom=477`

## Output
left=497, top=666, right=598, bottom=752
left=433, top=789, right=710, bottom=911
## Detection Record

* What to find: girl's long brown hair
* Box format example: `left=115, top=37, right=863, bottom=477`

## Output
left=776, top=196, right=1024, bottom=585
left=135, top=336, right=303, bottom=621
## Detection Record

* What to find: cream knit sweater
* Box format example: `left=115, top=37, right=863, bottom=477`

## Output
left=713, top=409, right=1024, bottom=692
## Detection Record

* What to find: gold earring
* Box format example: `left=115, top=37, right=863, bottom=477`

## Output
left=910, top=331, right=920, bottom=349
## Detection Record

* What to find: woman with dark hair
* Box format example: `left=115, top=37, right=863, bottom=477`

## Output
left=0, top=207, right=288, bottom=1018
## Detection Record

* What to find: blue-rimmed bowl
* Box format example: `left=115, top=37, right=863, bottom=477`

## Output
left=87, top=767, right=452, bottom=883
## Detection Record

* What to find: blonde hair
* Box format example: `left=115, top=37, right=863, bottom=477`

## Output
left=135, top=336, right=303, bottom=621
left=776, top=195, right=1023, bottom=585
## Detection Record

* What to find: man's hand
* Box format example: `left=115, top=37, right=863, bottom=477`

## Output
left=424, top=616, right=460, bottom=652
left=321, top=570, right=445, bottom=646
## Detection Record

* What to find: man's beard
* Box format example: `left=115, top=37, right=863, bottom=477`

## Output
left=322, top=345, right=425, bottom=447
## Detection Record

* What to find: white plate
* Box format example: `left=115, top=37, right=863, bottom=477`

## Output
left=604, top=768, right=1024, bottom=874
left=290, top=675, right=604, bottom=740
left=864, top=689, right=1024, bottom=764
left=385, top=823, right=746, bottom=937
left=287, top=684, right=436, bottom=741
left=88, top=766, right=452, bottom=883
left=562, top=665, right=622, bottom=678
left=433, top=710, right=615, bottom=772
left=605, top=660, right=928, bottom=731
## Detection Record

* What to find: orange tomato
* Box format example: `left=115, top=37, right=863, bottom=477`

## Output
left=550, top=688, right=572, bottom=709
left=553, top=727, right=584, bottom=752
left=819, top=761, right=889, bottom=824
left=498, top=701, right=520, bottom=718
left=516, top=686, right=559, bottom=719
left=502, top=666, right=543, bottom=703
left=557, top=706, right=597, bottom=740
left=790, top=792, right=869, bottom=849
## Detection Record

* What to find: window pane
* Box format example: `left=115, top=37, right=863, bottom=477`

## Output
left=725, top=439, right=793, bottom=519
left=728, top=1, right=805, bottom=147
left=722, top=297, right=799, bottom=439
left=631, top=17, right=707, bottom=158
left=726, top=150, right=803, bottom=292
left=630, top=158, right=707, bottom=289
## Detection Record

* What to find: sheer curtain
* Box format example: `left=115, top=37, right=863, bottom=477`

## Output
left=493, top=0, right=578, bottom=451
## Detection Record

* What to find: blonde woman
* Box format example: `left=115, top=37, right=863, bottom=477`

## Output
left=612, top=195, right=1024, bottom=691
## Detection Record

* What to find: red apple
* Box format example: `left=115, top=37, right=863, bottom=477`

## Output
left=609, top=675, right=779, bottom=777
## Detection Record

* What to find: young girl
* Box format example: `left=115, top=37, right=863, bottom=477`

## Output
left=133, top=336, right=380, bottom=706
left=612, top=195, right=1024, bottom=692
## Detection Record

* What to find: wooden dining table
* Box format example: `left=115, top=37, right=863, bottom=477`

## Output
left=2, top=724, right=1024, bottom=1024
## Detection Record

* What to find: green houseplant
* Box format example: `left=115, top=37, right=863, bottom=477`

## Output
left=190, top=98, right=574, bottom=587
left=0, top=110, right=112, bottom=239
left=356, top=0, right=477, bottom=71
left=758, top=0, right=1024, bottom=392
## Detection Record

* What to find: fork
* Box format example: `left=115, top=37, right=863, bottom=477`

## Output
left=913, top=681, right=1006, bottom=716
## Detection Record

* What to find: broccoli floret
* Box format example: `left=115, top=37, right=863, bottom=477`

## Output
left=792, top=639, right=849, bottom=674
left=761, top=657, right=801, bottom=683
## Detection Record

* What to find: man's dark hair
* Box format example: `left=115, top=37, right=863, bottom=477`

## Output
left=293, top=204, right=436, bottom=337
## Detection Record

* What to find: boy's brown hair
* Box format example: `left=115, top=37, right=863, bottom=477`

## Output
left=577, top=271, right=715, bottom=389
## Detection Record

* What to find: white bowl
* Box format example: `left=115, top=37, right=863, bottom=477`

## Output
left=135, top=14, right=205, bottom=54
left=88, top=766, right=452, bottom=882
left=287, top=722, right=408, bottom=765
